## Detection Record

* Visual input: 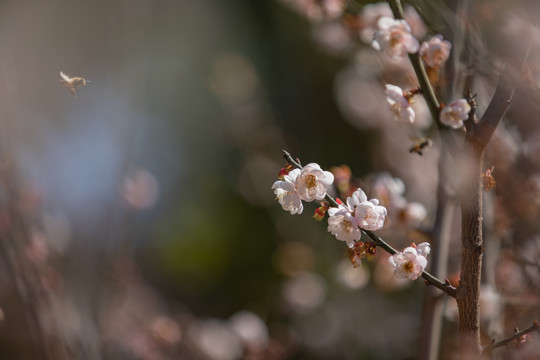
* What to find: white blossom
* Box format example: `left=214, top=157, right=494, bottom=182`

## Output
left=327, top=204, right=361, bottom=248
left=403, top=5, right=427, bottom=39
left=415, top=242, right=431, bottom=258
left=385, top=84, right=415, bottom=123
left=272, top=169, right=303, bottom=214
left=439, top=99, right=471, bottom=129
left=359, top=2, right=393, bottom=43
left=296, top=163, right=334, bottom=202
left=354, top=198, right=387, bottom=231
left=388, top=246, right=428, bottom=280
left=479, top=284, right=501, bottom=320
left=327, top=188, right=387, bottom=247
left=372, top=17, right=419, bottom=60
left=402, top=201, right=427, bottom=225
left=419, top=35, right=452, bottom=68
left=359, top=4, right=425, bottom=44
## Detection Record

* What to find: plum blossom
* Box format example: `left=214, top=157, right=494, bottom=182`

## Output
left=354, top=198, right=387, bottom=231
left=439, top=99, right=471, bottom=129
left=295, top=163, right=334, bottom=202
left=403, top=5, right=427, bottom=39
left=358, top=2, right=393, bottom=43
left=327, top=188, right=387, bottom=247
left=359, top=4, right=426, bottom=44
left=272, top=169, right=303, bottom=214
left=388, top=243, right=430, bottom=280
left=372, top=17, right=419, bottom=60
left=327, top=204, right=361, bottom=248
left=419, top=35, right=452, bottom=68
left=385, top=84, right=415, bottom=123
left=415, top=242, right=431, bottom=258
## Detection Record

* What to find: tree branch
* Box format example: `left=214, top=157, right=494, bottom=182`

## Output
left=387, top=0, right=439, bottom=116
left=282, top=150, right=457, bottom=298
left=482, top=321, right=539, bottom=355
left=468, top=45, right=530, bottom=152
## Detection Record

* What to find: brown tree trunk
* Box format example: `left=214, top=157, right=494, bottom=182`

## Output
left=456, top=148, right=484, bottom=357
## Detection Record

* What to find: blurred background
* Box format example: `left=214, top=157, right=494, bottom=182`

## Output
left=0, top=0, right=539, bottom=359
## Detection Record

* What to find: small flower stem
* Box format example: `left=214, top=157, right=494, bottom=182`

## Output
left=482, top=321, right=540, bottom=355
left=282, top=150, right=457, bottom=298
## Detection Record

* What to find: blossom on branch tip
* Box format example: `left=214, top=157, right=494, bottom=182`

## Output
left=372, top=17, right=419, bottom=60
left=388, top=243, right=430, bottom=280
left=272, top=169, right=303, bottom=214
left=419, top=35, right=452, bottom=69
left=296, top=163, right=334, bottom=202
left=439, top=99, right=471, bottom=129
left=385, top=84, right=415, bottom=123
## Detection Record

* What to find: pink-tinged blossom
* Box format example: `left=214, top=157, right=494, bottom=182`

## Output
left=388, top=245, right=428, bottom=280
left=401, top=201, right=427, bottom=226
left=354, top=198, right=387, bottom=231
left=403, top=5, right=427, bottom=39
left=280, top=0, right=346, bottom=22
left=327, top=204, right=361, bottom=248
left=414, top=242, right=431, bottom=258
left=385, top=84, right=415, bottom=123
left=327, top=188, right=387, bottom=247
left=359, top=4, right=425, bottom=43
left=372, top=17, right=419, bottom=60
left=439, top=99, right=471, bottom=129
left=420, top=35, right=452, bottom=68
left=358, top=3, right=393, bottom=43
left=296, top=163, right=334, bottom=202
left=272, top=169, right=303, bottom=214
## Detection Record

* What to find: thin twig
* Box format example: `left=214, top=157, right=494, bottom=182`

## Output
left=387, top=0, right=440, bottom=121
left=282, top=150, right=457, bottom=297
left=482, top=321, right=539, bottom=354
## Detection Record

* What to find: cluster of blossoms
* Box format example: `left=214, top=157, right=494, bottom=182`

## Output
left=273, top=162, right=433, bottom=280
left=273, top=163, right=387, bottom=249
left=327, top=188, right=387, bottom=248
left=388, top=242, right=431, bottom=280
left=369, top=12, right=471, bottom=129
left=272, top=163, right=334, bottom=215
left=369, top=172, right=427, bottom=228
